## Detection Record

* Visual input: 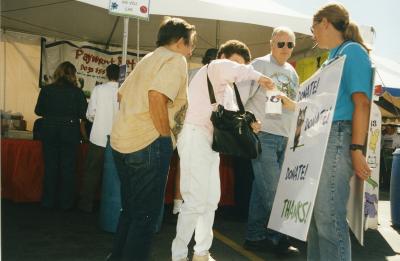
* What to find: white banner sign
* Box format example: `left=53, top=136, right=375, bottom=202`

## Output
left=267, top=56, right=346, bottom=241
left=41, top=40, right=147, bottom=96
left=109, top=0, right=150, bottom=20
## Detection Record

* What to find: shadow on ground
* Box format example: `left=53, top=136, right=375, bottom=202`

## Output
left=2, top=196, right=399, bottom=261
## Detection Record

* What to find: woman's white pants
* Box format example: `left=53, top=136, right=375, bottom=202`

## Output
left=171, top=124, right=220, bottom=261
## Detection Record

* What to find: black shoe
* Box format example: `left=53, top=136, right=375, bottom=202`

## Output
left=274, top=238, right=300, bottom=256
left=243, top=239, right=273, bottom=252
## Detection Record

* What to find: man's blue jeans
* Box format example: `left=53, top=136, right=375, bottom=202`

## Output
left=307, top=121, right=353, bottom=261
left=246, top=131, right=287, bottom=243
left=110, top=137, right=173, bottom=261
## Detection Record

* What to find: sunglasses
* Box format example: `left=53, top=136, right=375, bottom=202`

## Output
left=276, top=42, right=294, bottom=49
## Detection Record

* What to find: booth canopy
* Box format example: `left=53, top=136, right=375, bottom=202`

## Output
left=1, top=0, right=314, bottom=58
left=371, top=55, right=400, bottom=121
left=372, top=54, right=400, bottom=89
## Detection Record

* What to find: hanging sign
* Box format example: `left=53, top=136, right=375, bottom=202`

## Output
left=109, top=0, right=150, bottom=20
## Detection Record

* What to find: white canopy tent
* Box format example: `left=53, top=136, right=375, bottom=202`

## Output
left=1, top=0, right=315, bottom=129
left=1, top=0, right=315, bottom=59
left=372, top=54, right=400, bottom=88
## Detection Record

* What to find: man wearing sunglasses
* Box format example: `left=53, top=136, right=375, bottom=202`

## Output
left=241, top=26, right=299, bottom=255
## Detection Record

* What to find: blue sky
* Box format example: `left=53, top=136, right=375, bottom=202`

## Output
left=278, top=0, right=400, bottom=63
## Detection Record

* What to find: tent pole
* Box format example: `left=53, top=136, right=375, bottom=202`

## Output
left=137, top=18, right=140, bottom=62
left=105, top=17, right=120, bottom=51
left=122, top=17, right=129, bottom=65
left=216, top=20, right=220, bottom=48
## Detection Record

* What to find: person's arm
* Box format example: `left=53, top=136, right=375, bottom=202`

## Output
left=277, top=94, right=296, bottom=111
left=148, top=90, right=170, bottom=136
left=351, top=92, right=371, bottom=180
left=78, top=89, right=88, bottom=120
left=149, top=56, right=187, bottom=137
left=86, top=87, right=97, bottom=122
left=80, top=120, right=89, bottom=143
left=212, top=60, right=274, bottom=90
left=34, top=87, right=46, bottom=116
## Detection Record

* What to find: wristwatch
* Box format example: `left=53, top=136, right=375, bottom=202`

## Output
left=349, top=144, right=365, bottom=152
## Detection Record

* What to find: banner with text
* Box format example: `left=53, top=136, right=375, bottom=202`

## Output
left=41, top=40, right=148, bottom=97
left=267, top=56, right=346, bottom=241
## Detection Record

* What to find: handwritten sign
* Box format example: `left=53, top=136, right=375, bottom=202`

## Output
left=267, top=56, right=346, bottom=241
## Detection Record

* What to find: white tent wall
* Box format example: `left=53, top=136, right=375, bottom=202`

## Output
left=0, top=30, right=41, bottom=130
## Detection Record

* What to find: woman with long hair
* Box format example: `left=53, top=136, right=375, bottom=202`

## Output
left=35, top=61, right=87, bottom=210
left=309, top=3, right=373, bottom=260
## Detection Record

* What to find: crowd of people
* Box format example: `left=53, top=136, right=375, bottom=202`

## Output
left=34, top=3, right=374, bottom=261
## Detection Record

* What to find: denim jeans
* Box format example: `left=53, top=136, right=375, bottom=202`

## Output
left=110, top=137, right=173, bottom=261
left=307, top=121, right=353, bottom=261
left=246, top=131, right=288, bottom=243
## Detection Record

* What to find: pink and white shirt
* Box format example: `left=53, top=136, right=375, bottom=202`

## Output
left=184, top=59, right=262, bottom=135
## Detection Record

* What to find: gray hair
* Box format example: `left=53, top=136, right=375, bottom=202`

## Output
left=271, top=26, right=296, bottom=43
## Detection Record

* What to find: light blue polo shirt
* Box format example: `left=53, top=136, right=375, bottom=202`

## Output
left=328, top=41, right=372, bottom=121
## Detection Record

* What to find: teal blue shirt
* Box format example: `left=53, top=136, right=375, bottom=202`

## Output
left=328, top=41, right=372, bottom=121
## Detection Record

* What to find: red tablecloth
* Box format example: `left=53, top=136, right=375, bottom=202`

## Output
left=1, top=138, right=235, bottom=205
left=1, top=138, right=88, bottom=202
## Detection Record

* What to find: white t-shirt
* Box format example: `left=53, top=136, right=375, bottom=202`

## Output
left=184, top=59, right=262, bottom=136
left=87, top=81, right=119, bottom=147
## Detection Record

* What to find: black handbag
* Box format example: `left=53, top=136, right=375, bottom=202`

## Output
left=207, top=71, right=262, bottom=159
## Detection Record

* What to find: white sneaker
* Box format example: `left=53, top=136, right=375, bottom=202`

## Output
left=192, top=253, right=215, bottom=261
left=172, top=199, right=183, bottom=214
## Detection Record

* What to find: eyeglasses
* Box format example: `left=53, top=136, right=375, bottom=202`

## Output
left=276, top=42, right=294, bottom=49
left=310, top=21, right=321, bottom=34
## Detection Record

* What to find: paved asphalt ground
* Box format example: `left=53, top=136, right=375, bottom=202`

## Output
left=2, top=190, right=400, bottom=261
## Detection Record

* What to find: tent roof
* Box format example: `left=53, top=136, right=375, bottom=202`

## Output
left=1, top=0, right=314, bottom=58
left=80, top=0, right=311, bottom=35
left=372, top=54, right=400, bottom=88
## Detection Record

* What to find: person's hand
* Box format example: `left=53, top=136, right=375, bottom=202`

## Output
left=117, top=92, right=122, bottom=102
left=277, top=94, right=296, bottom=111
left=351, top=150, right=371, bottom=180
left=258, top=76, right=275, bottom=91
left=250, top=120, right=262, bottom=133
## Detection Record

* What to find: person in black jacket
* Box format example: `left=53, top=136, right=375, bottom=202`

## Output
left=35, top=61, right=87, bottom=210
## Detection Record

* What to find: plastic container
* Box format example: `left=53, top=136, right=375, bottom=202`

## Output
left=99, top=137, right=121, bottom=233
left=390, top=148, right=400, bottom=227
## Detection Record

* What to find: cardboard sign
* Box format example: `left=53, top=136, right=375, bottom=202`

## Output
left=267, top=56, right=345, bottom=241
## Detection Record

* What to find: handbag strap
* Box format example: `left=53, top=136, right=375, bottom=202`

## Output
left=206, top=65, right=246, bottom=113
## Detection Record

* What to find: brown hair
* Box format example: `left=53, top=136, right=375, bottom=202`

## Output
left=313, top=3, right=370, bottom=53
left=217, top=40, right=251, bottom=64
left=53, top=61, right=78, bottom=86
left=156, top=17, right=196, bottom=47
